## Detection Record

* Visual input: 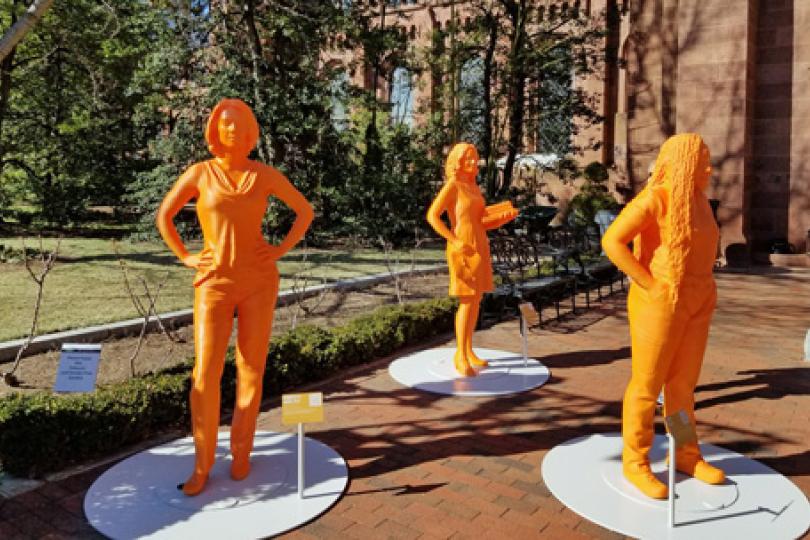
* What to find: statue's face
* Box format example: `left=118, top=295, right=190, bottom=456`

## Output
left=695, top=145, right=712, bottom=192
left=461, top=149, right=479, bottom=177
left=217, top=107, right=242, bottom=151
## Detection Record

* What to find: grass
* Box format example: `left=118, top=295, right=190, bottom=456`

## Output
left=0, top=237, right=445, bottom=342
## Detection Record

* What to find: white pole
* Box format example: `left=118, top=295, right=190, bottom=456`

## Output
left=668, top=433, right=676, bottom=528
left=521, top=316, right=528, bottom=368
left=298, top=423, right=305, bottom=498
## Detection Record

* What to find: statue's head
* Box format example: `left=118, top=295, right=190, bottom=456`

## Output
left=445, top=142, right=479, bottom=183
left=205, top=98, right=260, bottom=158
left=651, top=133, right=711, bottom=194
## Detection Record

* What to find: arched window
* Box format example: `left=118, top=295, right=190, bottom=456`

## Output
left=459, top=56, right=486, bottom=148
left=537, top=45, right=573, bottom=155
left=330, top=70, right=351, bottom=131
left=390, top=66, right=415, bottom=127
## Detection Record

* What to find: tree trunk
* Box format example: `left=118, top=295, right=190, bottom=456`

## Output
left=500, top=1, right=528, bottom=197
left=0, top=0, right=53, bottom=62
left=482, top=12, right=497, bottom=198
left=243, top=0, right=272, bottom=162
left=0, top=1, right=20, bottom=176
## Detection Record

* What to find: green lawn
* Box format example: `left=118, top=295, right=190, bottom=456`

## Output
left=0, top=237, right=445, bottom=342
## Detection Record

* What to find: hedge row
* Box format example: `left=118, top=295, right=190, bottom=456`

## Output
left=0, top=297, right=457, bottom=478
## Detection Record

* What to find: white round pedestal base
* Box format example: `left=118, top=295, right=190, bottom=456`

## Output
left=389, top=347, right=550, bottom=396
left=542, top=433, right=810, bottom=539
left=84, top=431, right=348, bottom=540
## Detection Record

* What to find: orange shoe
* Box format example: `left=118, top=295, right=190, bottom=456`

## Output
left=231, top=454, right=251, bottom=481
left=676, top=457, right=725, bottom=484
left=623, top=463, right=668, bottom=499
left=453, top=350, right=477, bottom=377
left=467, top=351, right=489, bottom=369
left=179, top=470, right=209, bottom=496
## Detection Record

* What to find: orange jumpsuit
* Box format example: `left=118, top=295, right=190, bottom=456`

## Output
left=603, top=126, right=726, bottom=498
left=618, top=186, right=719, bottom=470
left=158, top=157, right=312, bottom=495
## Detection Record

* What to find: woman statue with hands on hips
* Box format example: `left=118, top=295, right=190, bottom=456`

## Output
left=602, top=133, right=724, bottom=499
left=156, top=98, right=314, bottom=496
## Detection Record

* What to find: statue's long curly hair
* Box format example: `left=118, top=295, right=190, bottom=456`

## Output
left=445, top=142, right=478, bottom=184
left=637, top=133, right=710, bottom=304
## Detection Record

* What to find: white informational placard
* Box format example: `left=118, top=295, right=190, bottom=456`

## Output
left=54, top=343, right=101, bottom=393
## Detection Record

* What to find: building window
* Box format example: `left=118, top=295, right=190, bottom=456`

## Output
left=390, top=66, right=415, bottom=127
left=537, top=45, right=573, bottom=156
left=459, top=56, right=486, bottom=148
left=330, top=71, right=351, bottom=131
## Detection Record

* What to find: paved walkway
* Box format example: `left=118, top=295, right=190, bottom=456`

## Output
left=1, top=268, right=809, bottom=539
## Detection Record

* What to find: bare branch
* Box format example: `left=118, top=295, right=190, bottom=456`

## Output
left=2, top=235, right=61, bottom=386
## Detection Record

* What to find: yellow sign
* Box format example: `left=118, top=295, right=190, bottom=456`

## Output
left=519, top=302, right=540, bottom=327
left=281, top=392, right=324, bottom=425
left=664, top=409, right=697, bottom=449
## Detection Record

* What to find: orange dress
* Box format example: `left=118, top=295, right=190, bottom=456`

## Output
left=447, top=181, right=494, bottom=297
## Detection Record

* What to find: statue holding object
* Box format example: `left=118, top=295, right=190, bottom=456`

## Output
left=426, top=143, right=519, bottom=377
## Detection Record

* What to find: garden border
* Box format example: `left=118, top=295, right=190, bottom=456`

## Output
left=0, top=264, right=447, bottom=362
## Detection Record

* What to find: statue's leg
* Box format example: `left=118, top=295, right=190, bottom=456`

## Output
left=622, top=283, right=686, bottom=499
left=454, top=296, right=477, bottom=376
left=184, top=283, right=235, bottom=496
left=664, top=283, right=723, bottom=484
left=230, top=284, right=277, bottom=481
left=466, top=293, right=488, bottom=368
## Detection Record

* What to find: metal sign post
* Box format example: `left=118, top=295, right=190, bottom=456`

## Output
left=518, top=303, right=540, bottom=368
left=297, top=423, right=305, bottom=498
left=282, top=392, right=325, bottom=499
left=668, top=432, right=676, bottom=528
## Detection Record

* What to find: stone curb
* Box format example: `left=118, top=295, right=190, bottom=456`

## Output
left=0, top=264, right=447, bottom=363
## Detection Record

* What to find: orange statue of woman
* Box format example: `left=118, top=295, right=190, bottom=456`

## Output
left=156, top=98, right=314, bottom=496
left=602, top=133, right=724, bottom=499
left=427, top=143, right=518, bottom=376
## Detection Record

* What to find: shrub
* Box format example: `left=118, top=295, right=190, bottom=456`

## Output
left=0, top=297, right=457, bottom=478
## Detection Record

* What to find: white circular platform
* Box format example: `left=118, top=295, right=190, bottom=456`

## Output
left=388, top=347, right=550, bottom=396
left=84, top=431, right=348, bottom=540
left=541, top=433, right=810, bottom=539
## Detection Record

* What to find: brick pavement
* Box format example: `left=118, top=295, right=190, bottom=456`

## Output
left=1, top=267, right=809, bottom=539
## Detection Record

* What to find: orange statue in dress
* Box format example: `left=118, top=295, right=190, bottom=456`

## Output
left=602, top=133, right=724, bottom=499
left=156, top=98, right=314, bottom=496
left=427, top=143, right=518, bottom=376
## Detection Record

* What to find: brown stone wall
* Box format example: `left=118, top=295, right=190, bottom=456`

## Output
left=675, top=0, right=757, bottom=257
left=752, top=0, right=792, bottom=253
left=790, top=1, right=810, bottom=253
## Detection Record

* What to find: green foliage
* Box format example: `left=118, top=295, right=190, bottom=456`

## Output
left=569, top=161, right=619, bottom=227
left=1, top=0, right=168, bottom=224
left=0, top=296, right=457, bottom=478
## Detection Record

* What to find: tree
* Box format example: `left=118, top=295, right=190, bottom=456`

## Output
left=0, top=0, right=53, bottom=62
left=1, top=0, right=170, bottom=224
left=445, top=1, right=605, bottom=199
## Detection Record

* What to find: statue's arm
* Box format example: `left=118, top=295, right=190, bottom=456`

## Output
left=426, top=182, right=464, bottom=249
left=267, top=167, right=314, bottom=257
left=601, top=190, right=657, bottom=290
left=156, top=164, right=201, bottom=268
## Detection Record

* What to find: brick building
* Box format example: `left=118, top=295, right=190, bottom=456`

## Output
left=330, top=1, right=809, bottom=258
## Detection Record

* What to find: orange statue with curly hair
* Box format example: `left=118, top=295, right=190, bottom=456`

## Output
left=602, top=133, right=724, bottom=499
left=427, top=143, right=518, bottom=376
left=156, top=98, right=314, bottom=496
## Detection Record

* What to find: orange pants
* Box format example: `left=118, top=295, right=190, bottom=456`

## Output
left=190, top=275, right=277, bottom=476
left=623, top=277, right=716, bottom=468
